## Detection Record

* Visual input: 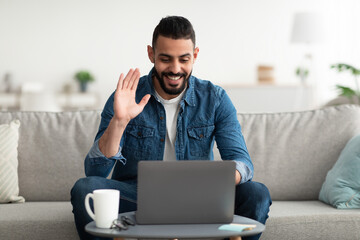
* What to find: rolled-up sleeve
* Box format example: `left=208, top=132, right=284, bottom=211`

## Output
left=84, top=139, right=126, bottom=177
left=214, top=88, right=254, bottom=184
left=234, top=161, right=253, bottom=184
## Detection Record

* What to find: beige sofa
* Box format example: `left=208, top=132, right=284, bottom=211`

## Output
left=0, top=104, right=360, bottom=240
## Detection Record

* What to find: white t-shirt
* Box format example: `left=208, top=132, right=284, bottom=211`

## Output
left=155, top=90, right=185, bottom=161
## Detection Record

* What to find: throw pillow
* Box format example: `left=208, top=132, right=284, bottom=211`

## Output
left=319, top=134, right=360, bottom=208
left=0, top=120, right=25, bottom=203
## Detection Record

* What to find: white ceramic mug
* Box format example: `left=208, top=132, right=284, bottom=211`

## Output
left=85, top=189, right=120, bottom=228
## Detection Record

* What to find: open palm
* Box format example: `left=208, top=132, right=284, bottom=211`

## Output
left=114, top=68, right=150, bottom=124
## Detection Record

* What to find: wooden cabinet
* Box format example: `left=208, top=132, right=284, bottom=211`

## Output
left=0, top=92, right=100, bottom=111
left=222, top=84, right=315, bottom=113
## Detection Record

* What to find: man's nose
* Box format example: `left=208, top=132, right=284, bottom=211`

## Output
left=169, top=61, right=181, bottom=74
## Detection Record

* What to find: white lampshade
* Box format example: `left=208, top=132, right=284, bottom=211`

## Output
left=291, top=12, right=324, bottom=44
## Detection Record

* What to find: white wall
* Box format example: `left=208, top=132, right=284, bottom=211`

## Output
left=1, top=0, right=359, bottom=107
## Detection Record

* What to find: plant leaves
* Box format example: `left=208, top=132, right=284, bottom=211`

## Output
left=331, top=63, right=360, bottom=76
left=336, top=85, right=356, bottom=97
left=74, top=71, right=94, bottom=83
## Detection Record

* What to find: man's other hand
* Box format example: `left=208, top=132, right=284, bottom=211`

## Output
left=235, top=170, right=241, bottom=185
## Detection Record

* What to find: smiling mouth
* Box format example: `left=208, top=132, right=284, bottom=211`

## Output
left=167, top=75, right=181, bottom=81
left=164, top=74, right=184, bottom=86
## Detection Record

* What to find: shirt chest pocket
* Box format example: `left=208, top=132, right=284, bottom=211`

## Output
left=187, top=125, right=215, bottom=158
left=123, top=125, right=155, bottom=159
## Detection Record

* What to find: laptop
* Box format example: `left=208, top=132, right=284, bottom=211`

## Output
left=136, top=160, right=236, bottom=225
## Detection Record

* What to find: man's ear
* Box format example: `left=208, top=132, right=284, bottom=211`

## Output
left=193, top=47, right=199, bottom=62
left=147, top=45, right=155, bottom=63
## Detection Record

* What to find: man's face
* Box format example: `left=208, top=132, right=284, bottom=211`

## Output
left=148, top=35, right=199, bottom=100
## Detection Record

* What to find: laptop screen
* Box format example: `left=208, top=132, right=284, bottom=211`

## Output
left=136, top=160, right=236, bottom=224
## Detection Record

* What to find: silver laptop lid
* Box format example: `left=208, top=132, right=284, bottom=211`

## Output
left=136, top=160, right=236, bottom=224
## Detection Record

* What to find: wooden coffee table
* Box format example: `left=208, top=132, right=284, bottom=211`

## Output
left=85, top=211, right=265, bottom=239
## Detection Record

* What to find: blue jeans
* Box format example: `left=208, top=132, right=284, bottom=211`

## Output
left=70, top=177, right=271, bottom=240
left=234, top=181, right=272, bottom=240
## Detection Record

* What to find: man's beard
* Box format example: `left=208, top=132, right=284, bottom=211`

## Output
left=153, top=67, right=191, bottom=95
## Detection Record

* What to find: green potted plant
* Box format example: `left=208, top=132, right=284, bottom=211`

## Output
left=330, top=63, right=360, bottom=104
left=74, top=70, right=94, bottom=92
left=295, top=67, right=309, bottom=84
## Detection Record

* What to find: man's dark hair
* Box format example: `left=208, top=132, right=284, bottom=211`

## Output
left=152, top=16, right=196, bottom=49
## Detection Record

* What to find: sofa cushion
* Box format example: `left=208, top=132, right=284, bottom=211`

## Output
left=263, top=201, right=360, bottom=240
left=319, top=134, right=360, bottom=208
left=213, top=105, right=360, bottom=200
left=0, top=201, right=78, bottom=240
left=0, top=111, right=101, bottom=201
left=243, top=105, right=360, bottom=200
left=0, top=120, right=25, bottom=203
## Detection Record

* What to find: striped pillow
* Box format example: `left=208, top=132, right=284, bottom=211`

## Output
left=0, top=120, right=25, bottom=203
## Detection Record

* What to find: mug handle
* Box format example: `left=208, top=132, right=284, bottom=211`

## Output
left=85, top=193, right=96, bottom=221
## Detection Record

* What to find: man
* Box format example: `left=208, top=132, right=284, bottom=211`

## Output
left=71, top=16, right=271, bottom=240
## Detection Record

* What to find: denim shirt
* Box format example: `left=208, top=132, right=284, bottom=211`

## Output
left=85, top=69, right=253, bottom=184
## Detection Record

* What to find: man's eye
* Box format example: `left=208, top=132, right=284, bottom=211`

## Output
left=180, top=59, right=189, bottom=63
left=161, top=59, right=170, bottom=62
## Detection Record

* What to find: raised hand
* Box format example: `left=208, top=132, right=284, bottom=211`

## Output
left=98, top=68, right=150, bottom=158
left=113, top=68, right=151, bottom=125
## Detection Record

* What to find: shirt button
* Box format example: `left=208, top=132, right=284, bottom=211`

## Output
left=160, top=138, right=164, bottom=142
left=137, top=132, right=142, bottom=136
left=160, top=116, right=164, bottom=120
left=199, top=134, right=204, bottom=138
